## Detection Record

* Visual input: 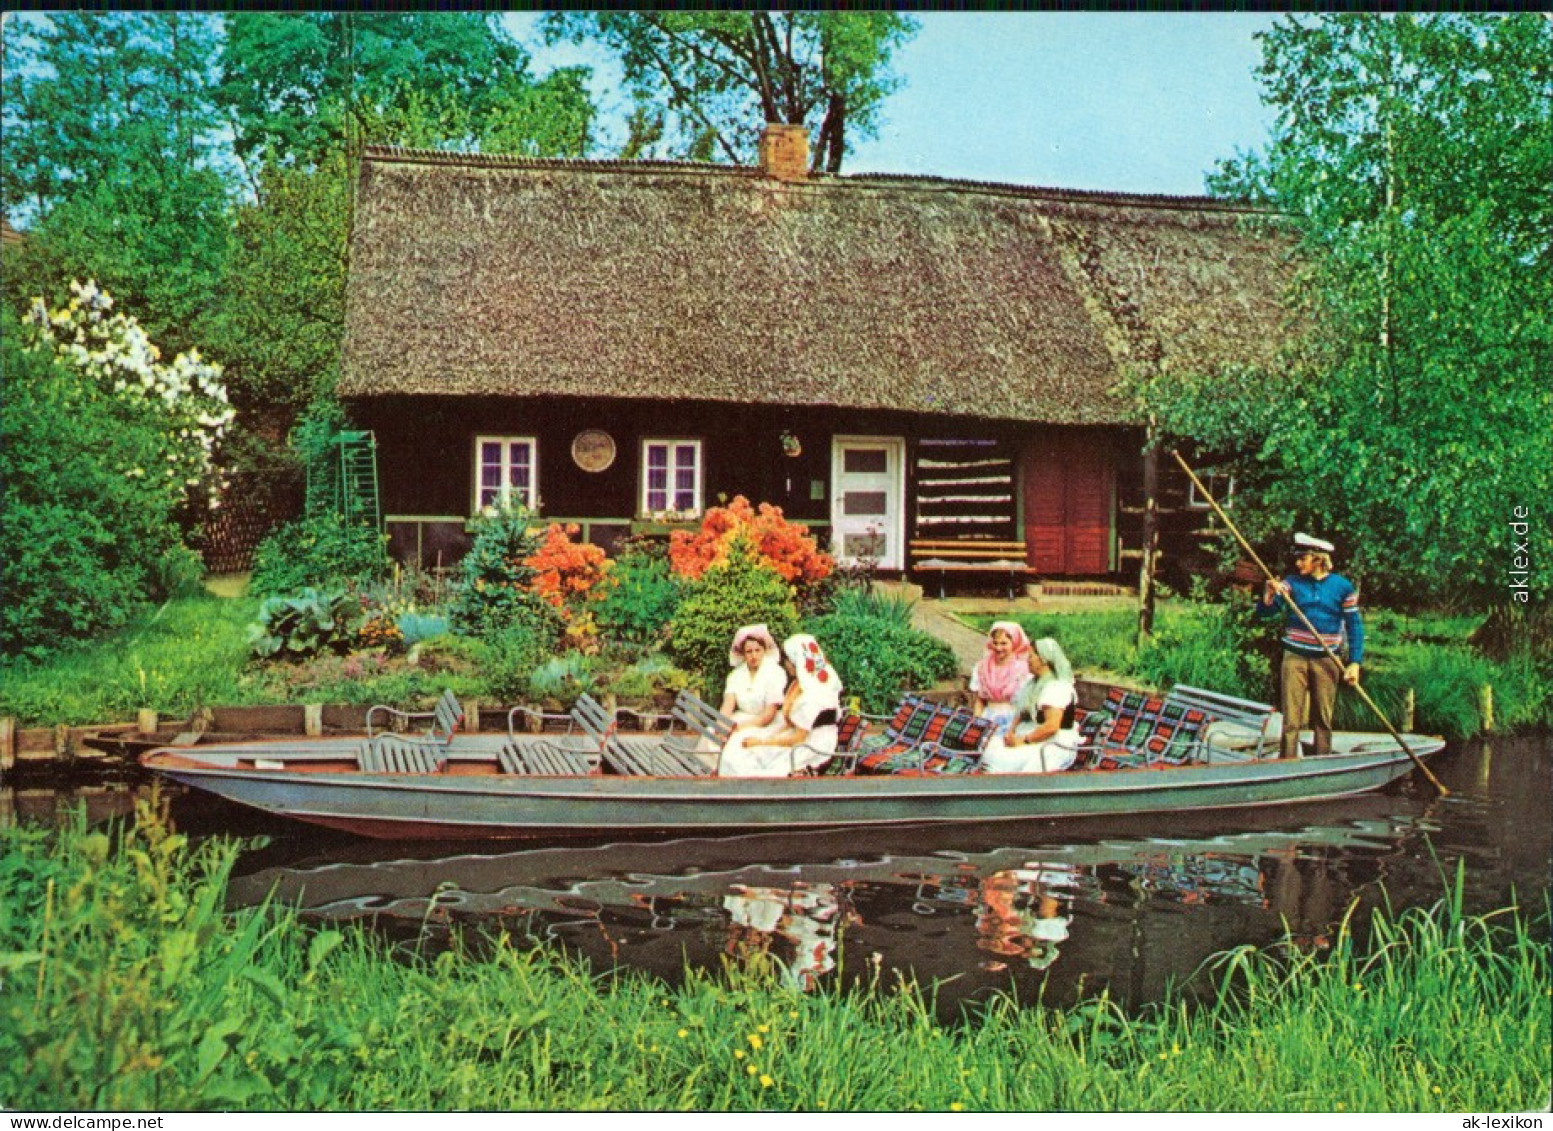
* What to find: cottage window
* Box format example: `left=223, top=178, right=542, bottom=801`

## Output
left=475, top=436, right=539, bottom=513
left=641, top=439, right=702, bottom=517
left=1186, top=473, right=1235, bottom=510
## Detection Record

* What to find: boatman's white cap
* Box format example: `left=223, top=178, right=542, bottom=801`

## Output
left=1291, top=532, right=1335, bottom=555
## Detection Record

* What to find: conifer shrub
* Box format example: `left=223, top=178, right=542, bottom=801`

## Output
left=448, top=504, right=554, bottom=637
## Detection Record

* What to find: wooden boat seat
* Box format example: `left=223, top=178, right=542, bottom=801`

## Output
left=358, top=734, right=446, bottom=774
left=571, top=692, right=708, bottom=777
left=497, top=739, right=595, bottom=777
left=600, top=740, right=707, bottom=778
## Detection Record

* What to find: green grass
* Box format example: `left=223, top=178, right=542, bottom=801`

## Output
left=0, top=591, right=261, bottom=726
left=1, top=805, right=1546, bottom=1111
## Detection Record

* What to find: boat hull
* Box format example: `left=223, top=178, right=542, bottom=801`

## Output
left=142, top=732, right=1445, bottom=841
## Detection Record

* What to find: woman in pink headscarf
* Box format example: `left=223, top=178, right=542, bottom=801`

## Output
left=970, top=621, right=1033, bottom=737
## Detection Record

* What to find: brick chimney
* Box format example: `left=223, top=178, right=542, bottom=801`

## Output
left=758, top=123, right=809, bottom=182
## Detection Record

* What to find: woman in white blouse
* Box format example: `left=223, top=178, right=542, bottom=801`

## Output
left=719, top=623, right=788, bottom=734
left=718, top=635, right=842, bottom=778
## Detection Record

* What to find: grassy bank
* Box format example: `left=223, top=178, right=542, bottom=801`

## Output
left=1, top=805, right=1547, bottom=1112
left=975, top=605, right=1550, bottom=740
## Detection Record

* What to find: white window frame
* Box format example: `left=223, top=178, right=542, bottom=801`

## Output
left=473, top=435, right=539, bottom=514
left=1186, top=472, right=1235, bottom=510
left=640, top=438, right=703, bottom=518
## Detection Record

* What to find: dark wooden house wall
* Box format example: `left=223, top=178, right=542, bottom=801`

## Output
left=351, top=395, right=1139, bottom=580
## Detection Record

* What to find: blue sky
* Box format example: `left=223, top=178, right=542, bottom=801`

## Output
left=508, top=12, right=1284, bottom=197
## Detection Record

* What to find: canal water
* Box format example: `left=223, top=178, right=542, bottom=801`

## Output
left=6, top=737, right=1549, bottom=1019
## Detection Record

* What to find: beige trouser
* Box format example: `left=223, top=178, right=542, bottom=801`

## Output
left=1279, top=651, right=1343, bottom=759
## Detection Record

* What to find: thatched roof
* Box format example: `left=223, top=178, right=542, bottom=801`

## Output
left=341, top=146, right=1295, bottom=425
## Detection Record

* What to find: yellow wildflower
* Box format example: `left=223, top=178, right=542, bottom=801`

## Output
left=760, top=1075, right=774, bottom=1088
left=951, top=1103, right=964, bottom=1112
left=749, top=1033, right=764, bottom=1050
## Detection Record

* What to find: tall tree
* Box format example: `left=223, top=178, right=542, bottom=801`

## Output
left=218, top=13, right=594, bottom=174
left=1145, top=14, right=1552, bottom=606
left=2, top=12, right=233, bottom=353
left=545, top=13, right=917, bottom=171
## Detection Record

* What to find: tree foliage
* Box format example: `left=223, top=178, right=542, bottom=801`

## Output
left=545, top=13, right=917, bottom=171
left=218, top=13, right=595, bottom=170
left=1148, top=14, right=1552, bottom=607
left=2, top=13, right=233, bottom=355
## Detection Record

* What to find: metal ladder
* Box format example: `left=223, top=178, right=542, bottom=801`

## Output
left=307, top=430, right=380, bottom=528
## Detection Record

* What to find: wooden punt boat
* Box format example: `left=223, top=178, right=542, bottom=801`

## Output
left=140, top=714, right=1445, bottom=842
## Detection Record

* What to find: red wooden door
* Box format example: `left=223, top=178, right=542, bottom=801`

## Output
left=1022, top=433, right=1114, bottom=575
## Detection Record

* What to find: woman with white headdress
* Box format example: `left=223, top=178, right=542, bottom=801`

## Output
left=719, top=623, right=788, bottom=732
left=717, top=634, right=842, bottom=778
left=982, top=637, right=1080, bottom=774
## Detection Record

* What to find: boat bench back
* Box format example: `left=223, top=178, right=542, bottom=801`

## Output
left=671, top=690, right=736, bottom=749
left=365, top=688, right=465, bottom=745
left=1076, top=687, right=1212, bottom=769
left=570, top=693, right=617, bottom=748
left=852, top=696, right=998, bottom=775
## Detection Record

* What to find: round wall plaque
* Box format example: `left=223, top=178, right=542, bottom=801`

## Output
left=571, top=429, right=616, bottom=472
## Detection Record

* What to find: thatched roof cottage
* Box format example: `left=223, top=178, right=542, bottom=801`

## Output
left=340, top=130, right=1293, bottom=583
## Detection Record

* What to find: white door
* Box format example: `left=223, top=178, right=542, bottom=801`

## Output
left=830, top=436, right=905, bottom=569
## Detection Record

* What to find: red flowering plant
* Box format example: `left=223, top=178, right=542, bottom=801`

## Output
left=668, top=496, right=833, bottom=594
left=524, top=523, right=612, bottom=652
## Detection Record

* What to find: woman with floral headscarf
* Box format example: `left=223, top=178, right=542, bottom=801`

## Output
left=970, top=621, right=1034, bottom=736
left=983, top=637, right=1080, bottom=774
left=717, top=634, right=843, bottom=778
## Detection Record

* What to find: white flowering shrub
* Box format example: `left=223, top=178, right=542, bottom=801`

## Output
left=2, top=283, right=234, bottom=655
left=23, top=279, right=235, bottom=509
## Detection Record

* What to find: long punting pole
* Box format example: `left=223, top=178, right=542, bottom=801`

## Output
left=1169, top=450, right=1449, bottom=797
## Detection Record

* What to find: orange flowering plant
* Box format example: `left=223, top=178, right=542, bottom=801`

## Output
left=525, top=523, right=612, bottom=650
left=668, top=496, right=833, bottom=588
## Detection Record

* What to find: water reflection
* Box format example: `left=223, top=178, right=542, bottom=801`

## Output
left=972, top=865, right=1078, bottom=972
left=6, top=737, right=1549, bottom=1018
left=724, top=884, right=847, bottom=991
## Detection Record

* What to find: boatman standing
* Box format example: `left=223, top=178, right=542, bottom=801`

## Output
left=1257, top=533, right=1365, bottom=760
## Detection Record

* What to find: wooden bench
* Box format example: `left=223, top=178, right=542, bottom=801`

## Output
left=908, top=539, right=1036, bottom=598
